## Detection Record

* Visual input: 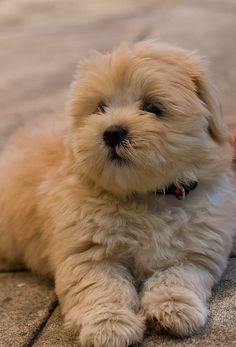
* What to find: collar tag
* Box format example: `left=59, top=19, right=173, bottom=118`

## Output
left=155, top=181, right=198, bottom=200
left=174, top=186, right=186, bottom=200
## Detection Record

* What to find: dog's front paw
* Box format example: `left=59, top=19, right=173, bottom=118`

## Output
left=141, top=287, right=208, bottom=337
left=79, top=306, right=144, bottom=347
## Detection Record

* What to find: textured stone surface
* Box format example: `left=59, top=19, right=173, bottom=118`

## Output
left=0, top=272, right=56, bottom=347
left=34, top=307, right=77, bottom=347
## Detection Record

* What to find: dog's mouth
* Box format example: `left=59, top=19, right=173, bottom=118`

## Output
left=108, top=146, right=130, bottom=165
left=110, top=150, right=122, bottom=161
left=108, top=148, right=125, bottom=163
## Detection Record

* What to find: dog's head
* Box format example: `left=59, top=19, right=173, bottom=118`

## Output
left=67, top=41, right=231, bottom=196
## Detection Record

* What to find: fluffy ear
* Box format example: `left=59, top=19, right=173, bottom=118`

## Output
left=190, top=60, right=229, bottom=144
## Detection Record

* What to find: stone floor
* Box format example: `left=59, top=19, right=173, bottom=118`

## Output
left=0, top=1, right=236, bottom=346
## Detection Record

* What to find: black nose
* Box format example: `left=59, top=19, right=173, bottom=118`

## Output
left=103, top=125, right=128, bottom=147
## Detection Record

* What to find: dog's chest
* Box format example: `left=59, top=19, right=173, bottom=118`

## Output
left=90, top=196, right=192, bottom=276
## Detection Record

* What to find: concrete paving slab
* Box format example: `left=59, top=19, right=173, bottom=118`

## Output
left=33, top=307, right=77, bottom=347
left=0, top=272, right=56, bottom=347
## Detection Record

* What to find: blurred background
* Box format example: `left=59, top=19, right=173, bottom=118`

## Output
left=0, top=0, right=235, bottom=148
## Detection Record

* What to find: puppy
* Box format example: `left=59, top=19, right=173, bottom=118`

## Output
left=0, top=41, right=235, bottom=347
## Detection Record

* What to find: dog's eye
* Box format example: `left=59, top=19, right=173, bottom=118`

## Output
left=142, top=103, right=162, bottom=117
left=97, top=104, right=106, bottom=114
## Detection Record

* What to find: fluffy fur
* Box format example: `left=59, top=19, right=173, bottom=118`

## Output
left=0, top=41, right=235, bottom=347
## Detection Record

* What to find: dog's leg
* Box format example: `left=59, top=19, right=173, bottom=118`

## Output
left=55, top=257, right=144, bottom=347
left=140, top=263, right=217, bottom=337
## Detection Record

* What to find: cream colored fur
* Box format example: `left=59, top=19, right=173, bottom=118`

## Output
left=0, top=41, right=235, bottom=347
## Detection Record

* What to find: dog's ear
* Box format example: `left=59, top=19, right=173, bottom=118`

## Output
left=189, top=58, right=229, bottom=144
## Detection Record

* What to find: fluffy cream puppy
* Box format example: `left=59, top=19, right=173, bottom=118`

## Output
left=0, top=41, right=235, bottom=347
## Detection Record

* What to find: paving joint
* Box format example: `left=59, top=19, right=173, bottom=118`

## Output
left=23, top=300, right=58, bottom=347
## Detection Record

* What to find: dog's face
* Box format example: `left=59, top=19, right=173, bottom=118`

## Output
left=68, top=41, right=231, bottom=196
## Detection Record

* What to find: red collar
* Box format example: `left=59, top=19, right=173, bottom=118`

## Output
left=155, top=181, right=198, bottom=200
